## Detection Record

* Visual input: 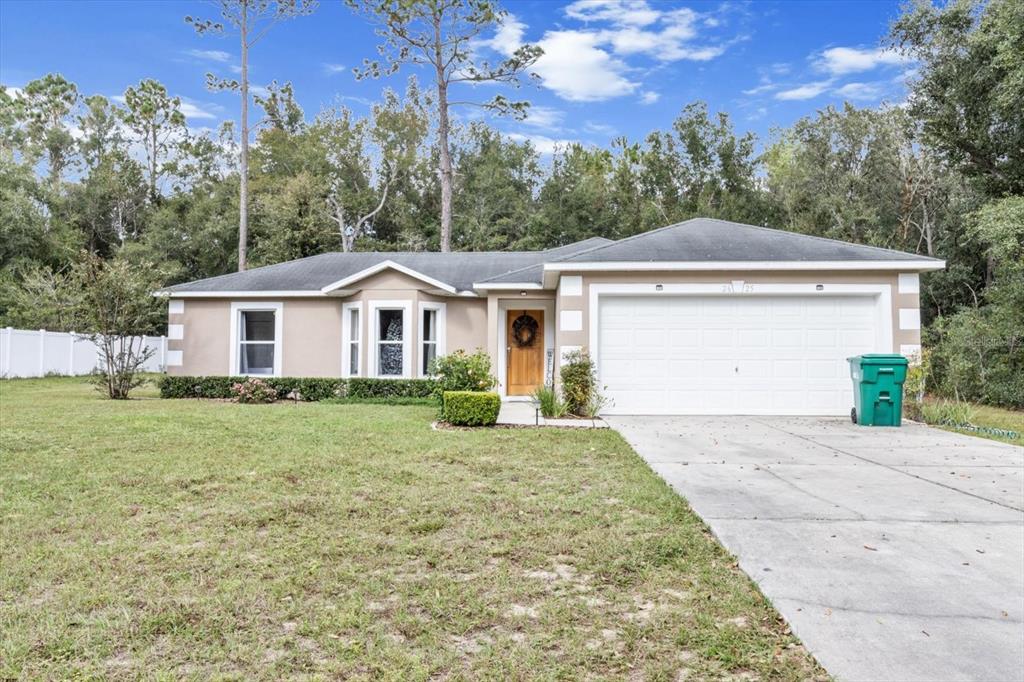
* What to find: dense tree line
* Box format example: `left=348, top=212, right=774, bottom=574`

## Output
left=0, top=0, right=1020, bottom=406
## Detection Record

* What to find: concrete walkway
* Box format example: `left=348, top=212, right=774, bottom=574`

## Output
left=607, top=415, right=1024, bottom=682
left=497, top=401, right=608, bottom=428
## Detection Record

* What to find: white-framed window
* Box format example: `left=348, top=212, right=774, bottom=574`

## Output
left=418, top=301, right=446, bottom=377
left=369, top=300, right=411, bottom=378
left=341, top=302, right=362, bottom=377
left=229, top=302, right=283, bottom=376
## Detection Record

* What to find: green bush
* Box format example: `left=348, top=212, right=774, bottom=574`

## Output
left=920, top=399, right=976, bottom=426
left=442, top=391, right=501, bottom=426
left=430, top=350, right=497, bottom=403
left=347, top=377, right=435, bottom=399
left=533, top=385, right=567, bottom=418
left=321, top=396, right=436, bottom=406
left=159, top=375, right=439, bottom=402
left=559, top=350, right=609, bottom=417
left=230, top=377, right=278, bottom=404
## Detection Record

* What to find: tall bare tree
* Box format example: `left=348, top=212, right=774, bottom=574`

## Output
left=348, top=0, right=541, bottom=251
left=186, top=0, right=318, bottom=271
left=120, top=79, right=187, bottom=203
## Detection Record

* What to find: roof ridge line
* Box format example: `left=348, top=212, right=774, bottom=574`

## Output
left=552, top=220, right=697, bottom=262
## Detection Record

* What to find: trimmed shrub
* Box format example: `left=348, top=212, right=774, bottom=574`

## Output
left=430, top=350, right=497, bottom=403
left=321, top=396, right=436, bottom=406
left=347, top=377, right=435, bottom=399
left=158, top=375, right=346, bottom=401
left=443, top=391, right=501, bottom=426
left=230, top=378, right=278, bottom=404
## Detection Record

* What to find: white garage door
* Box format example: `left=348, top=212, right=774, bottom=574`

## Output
left=598, top=295, right=882, bottom=415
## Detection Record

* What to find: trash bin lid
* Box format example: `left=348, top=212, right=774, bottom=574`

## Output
left=856, top=353, right=909, bottom=365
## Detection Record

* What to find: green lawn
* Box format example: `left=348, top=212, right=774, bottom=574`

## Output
left=922, top=397, right=1024, bottom=445
left=0, top=377, right=824, bottom=680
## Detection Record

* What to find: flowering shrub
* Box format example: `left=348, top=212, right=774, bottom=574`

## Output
left=429, top=349, right=497, bottom=403
left=230, top=377, right=278, bottom=404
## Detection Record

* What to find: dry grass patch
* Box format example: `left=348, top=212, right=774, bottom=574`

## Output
left=1, top=377, right=826, bottom=680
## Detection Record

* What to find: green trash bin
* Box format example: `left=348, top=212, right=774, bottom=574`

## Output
left=847, top=354, right=909, bottom=426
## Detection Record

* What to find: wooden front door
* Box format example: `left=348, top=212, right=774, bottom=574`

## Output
left=506, top=309, right=545, bottom=396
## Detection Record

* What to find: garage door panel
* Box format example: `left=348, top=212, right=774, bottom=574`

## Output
left=599, top=294, right=881, bottom=415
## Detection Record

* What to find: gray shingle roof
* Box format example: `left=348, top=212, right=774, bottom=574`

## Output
left=164, top=220, right=938, bottom=295
left=162, top=238, right=613, bottom=294
left=554, top=218, right=939, bottom=264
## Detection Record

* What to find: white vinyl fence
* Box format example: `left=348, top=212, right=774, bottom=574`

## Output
left=0, top=327, right=168, bottom=379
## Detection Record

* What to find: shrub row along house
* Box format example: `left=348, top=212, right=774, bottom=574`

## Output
left=160, top=218, right=943, bottom=415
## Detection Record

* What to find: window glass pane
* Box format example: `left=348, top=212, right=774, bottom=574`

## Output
left=379, top=343, right=403, bottom=376
left=350, top=343, right=359, bottom=375
left=422, top=342, right=436, bottom=375
left=241, top=310, right=275, bottom=341
left=422, top=309, right=435, bottom=342
left=379, top=309, right=403, bottom=341
left=349, top=309, right=359, bottom=341
left=241, top=343, right=274, bottom=374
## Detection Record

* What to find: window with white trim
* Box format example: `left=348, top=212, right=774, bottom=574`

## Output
left=238, top=310, right=276, bottom=375
left=376, top=308, right=405, bottom=376
left=345, top=306, right=361, bottom=376
left=422, top=308, right=437, bottom=375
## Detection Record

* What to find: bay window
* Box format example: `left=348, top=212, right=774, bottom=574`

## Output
left=418, top=302, right=446, bottom=377
left=371, top=302, right=410, bottom=378
left=342, top=303, right=361, bottom=377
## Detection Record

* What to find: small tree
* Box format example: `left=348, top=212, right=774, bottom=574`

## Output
left=69, top=254, right=166, bottom=399
left=348, top=0, right=542, bottom=252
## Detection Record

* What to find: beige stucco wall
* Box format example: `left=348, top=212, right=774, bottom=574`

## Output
left=554, top=270, right=922, bottom=360
left=167, top=271, right=488, bottom=377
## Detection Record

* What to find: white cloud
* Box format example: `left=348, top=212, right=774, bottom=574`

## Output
left=775, top=80, right=833, bottom=101
left=482, top=5, right=733, bottom=103
left=834, top=81, right=884, bottom=101
left=583, top=120, right=617, bottom=135
left=322, top=63, right=347, bottom=76
left=186, top=48, right=231, bottom=62
left=250, top=85, right=270, bottom=98
left=742, top=82, right=777, bottom=95
left=815, top=46, right=906, bottom=76
left=533, top=30, right=639, bottom=102
left=520, top=106, right=564, bottom=129
left=638, top=90, right=660, bottom=105
left=506, top=132, right=578, bottom=155
left=565, top=0, right=660, bottom=26
left=179, top=101, right=218, bottom=120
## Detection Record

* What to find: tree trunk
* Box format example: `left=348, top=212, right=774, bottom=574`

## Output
left=238, top=2, right=250, bottom=272
left=149, top=125, right=158, bottom=202
left=434, top=12, right=453, bottom=252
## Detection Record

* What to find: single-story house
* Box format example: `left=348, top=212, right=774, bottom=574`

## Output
left=160, top=218, right=944, bottom=415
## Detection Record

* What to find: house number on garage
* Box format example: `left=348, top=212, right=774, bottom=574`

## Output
left=722, top=281, right=754, bottom=294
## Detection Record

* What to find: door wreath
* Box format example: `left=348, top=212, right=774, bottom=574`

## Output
left=511, top=313, right=539, bottom=348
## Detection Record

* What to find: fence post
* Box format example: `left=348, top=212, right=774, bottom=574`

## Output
left=1, top=327, right=11, bottom=377
left=38, top=329, right=46, bottom=377
left=68, top=331, right=76, bottom=375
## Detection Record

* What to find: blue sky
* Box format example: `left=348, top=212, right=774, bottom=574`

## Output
left=0, top=0, right=914, bottom=153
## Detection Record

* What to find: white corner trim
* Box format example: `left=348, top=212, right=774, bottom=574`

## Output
left=545, top=260, right=946, bottom=272
left=341, top=301, right=363, bottom=378
left=898, top=273, right=920, bottom=294
left=168, top=299, right=185, bottom=314
left=321, top=260, right=457, bottom=295
left=899, top=308, right=921, bottom=330
left=166, top=350, right=183, bottom=367
left=559, top=275, right=583, bottom=297
left=417, top=301, right=447, bottom=378
left=560, top=310, right=583, bottom=332
left=368, top=300, right=413, bottom=379
left=559, top=345, right=582, bottom=366
left=168, top=324, right=184, bottom=340
left=587, top=282, right=894, bottom=372
left=229, top=301, right=284, bottom=377
left=900, top=344, right=922, bottom=363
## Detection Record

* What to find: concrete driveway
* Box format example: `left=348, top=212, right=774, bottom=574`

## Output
left=607, top=416, right=1024, bottom=682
